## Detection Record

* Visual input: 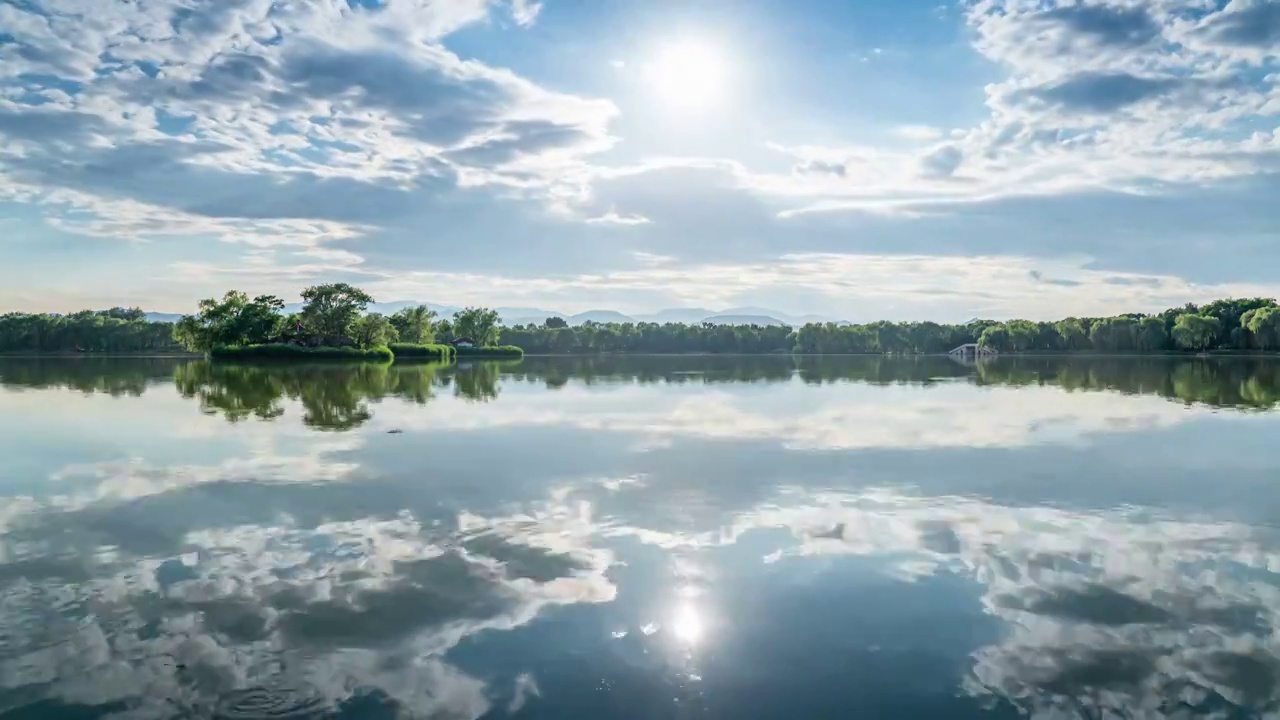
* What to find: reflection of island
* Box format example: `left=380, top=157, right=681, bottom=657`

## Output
left=6, top=355, right=1280, bottom=417
left=172, top=360, right=508, bottom=429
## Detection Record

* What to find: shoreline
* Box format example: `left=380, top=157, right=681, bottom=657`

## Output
left=5, top=350, right=1280, bottom=360
left=0, top=352, right=203, bottom=359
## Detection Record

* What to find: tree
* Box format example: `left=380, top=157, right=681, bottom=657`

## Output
left=1172, top=313, right=1221, bottom=352
left=1134, top=316, right=1168, bottom=352
left=978, top=325, right=1011, bottom=352
left=1244, top=306, right=1280, bottom=350
left=1056, top=318, right=1089, bottom=351
left=453, top=307, right=502, bottom=346
left=171, top=291, right=284, bottom=351
left=351, top=313, right=395, bottom=349
left=1004, top=320, right=1039, bottom=353
left=1200, top=297, right=1276, bottom=347
left=299, top=283, right=374, bottom=344
left=239, top=295, right=286, bottom=345
left=544, top=316, right=569, bottom=329
left=390, top=305, right=437, bottom=344
left=99, top=307, right=146, bottom=322
left=1090, top=317, right=1136, bottom=352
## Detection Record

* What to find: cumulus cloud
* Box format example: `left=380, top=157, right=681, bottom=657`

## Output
left=727, top=0, right=1280, bottom=225
left=351, top=252, right=1280, bottom=321
left=1026, top=71, right=1183, bottom=112
left=918, top=144, right=964, bottom=178
left=0, top=483, right=615, bottom=716
left=0, top=0, right=617, bottom=257
left=1, top=0, right=1279, bottom=313
left=1193, top=0, right=1280, bottom=50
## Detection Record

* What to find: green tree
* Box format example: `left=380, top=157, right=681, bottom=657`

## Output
left=1200, top=298, right=1276, bottom=348
left=1134, top=316, right=1168, bottom=352
left=99, top=307, right=147, bottom=322
left=978, top=325, right=1011, bottom=352
left=544, top=316, right=569, bottom=329
left=1244, top=306, right=1280, bottom=350
left=389, top=305, right=437, bottom=344
left=453, top=307, right=502, bottom=346
left=240, top=295, right=286, bottom=345
left=351, top=313, right=395, bottom=349
left=1172, top=313, right=1221, bottom=352
left=299, top=283, right=374, bottom=344
left=1090, top=317, right=1136, bottom=352
left=1055, top=318, right=1089, bottom=351
left=171, top=291, right=284, bottom=351
left=1004, top=320, right=1039, bottom=353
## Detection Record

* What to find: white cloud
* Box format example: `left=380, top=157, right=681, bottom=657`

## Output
left=584, top=209, right=652, bottom=226
left=370, top=374, right=1217, bottom=452
left=1, top=0, right=1278, bottom=314
left=0, top=0, right=617, bottom=255
left=509, top=0, right=543, bottom=27
left=894, top=125, right=946, bottom=141
left=351, top=252, right=1280, bottom=320
left=652, top=0, right=1280, bottom=224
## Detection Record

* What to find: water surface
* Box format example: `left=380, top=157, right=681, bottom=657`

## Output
left=3, top=356, right=1280, bottom=718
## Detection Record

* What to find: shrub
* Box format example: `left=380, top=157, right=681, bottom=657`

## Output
left=209, top=344, right=394, bottom=362
left=456, top=345, right=524, bottom=358
left=389, top=343, right=456, bottom=361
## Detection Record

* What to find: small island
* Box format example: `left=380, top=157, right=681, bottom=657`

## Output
left=173, top=283, right=523, bottom=361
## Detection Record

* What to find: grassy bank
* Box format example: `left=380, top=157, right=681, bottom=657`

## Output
left=456, top=345, right=524, bottom=359
left=389, top=343, right=456, bottom=361
left=210, top=344, right=394, bottom=361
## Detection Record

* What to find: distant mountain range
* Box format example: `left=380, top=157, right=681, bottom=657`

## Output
left=144, top=303, right=835, bottom=326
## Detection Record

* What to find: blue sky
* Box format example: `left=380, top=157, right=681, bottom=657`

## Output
left=0, top=0, right=1278, bottom=321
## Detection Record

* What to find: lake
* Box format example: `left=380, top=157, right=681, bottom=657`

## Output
left=3, top=355, right=1280, bottom=719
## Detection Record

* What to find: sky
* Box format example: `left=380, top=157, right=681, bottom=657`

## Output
left=0, top=0, right=1278, bottom=322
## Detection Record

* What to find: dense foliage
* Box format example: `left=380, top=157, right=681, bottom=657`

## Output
left=208, top=344, right=394, bottom=361
left=389, top=306, right=437, bottom=344
left=0, top=308, right=182, bottom=354
left=172, top=286, right=379, bottom=352
left=388, top=343, right=456, bottom=360
left=455, top=345, right=524, bottom=358
left=500, top=322, right=797, bottom=354
left=499, top=297, right=1280, bottom=355
left=173, top=285, right=517, bottom=357
left=6, top=293, right=1280, bottom=357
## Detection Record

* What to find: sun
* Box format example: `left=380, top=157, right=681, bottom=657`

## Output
left=643, top=38, right=729, bottom=112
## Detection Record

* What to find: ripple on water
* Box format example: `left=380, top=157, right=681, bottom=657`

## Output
left=214, top=683, right=332, bottom=720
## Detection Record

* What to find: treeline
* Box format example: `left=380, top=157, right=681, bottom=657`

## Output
left=0, top=308, right=182, bottom=354
left=500, top=322, right=797, bottom=354
left=6, top=292, right=1280, bottom=357
left=172, top=284, right=505, bottom=355
left=500, top=297, right=1280, bottom=354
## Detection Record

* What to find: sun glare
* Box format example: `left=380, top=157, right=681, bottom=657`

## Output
left=643, top=38, right=729, bottom=112
left=671, top=603, right=704, bottom=645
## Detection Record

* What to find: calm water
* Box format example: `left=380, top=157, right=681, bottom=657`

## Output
left=4, top=356, right=1280, bottom=719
